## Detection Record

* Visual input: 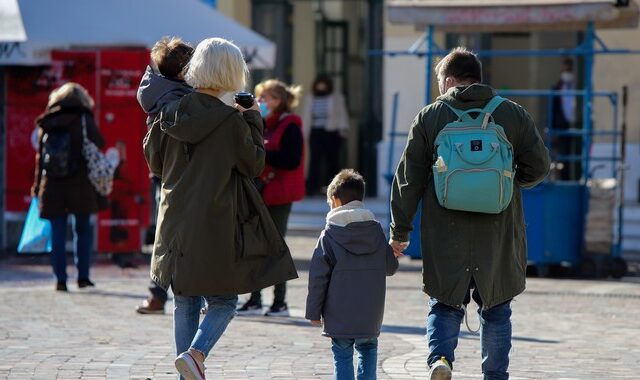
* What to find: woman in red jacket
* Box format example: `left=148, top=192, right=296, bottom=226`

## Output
left=237, top=79, right=305, bottom=317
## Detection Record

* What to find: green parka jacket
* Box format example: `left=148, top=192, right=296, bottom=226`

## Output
left=143, top=92, right=298, bottom=296
left=390, top=84, right=550, bottom=309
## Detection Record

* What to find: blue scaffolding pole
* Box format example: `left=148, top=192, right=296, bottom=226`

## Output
left=376, top=21, right=639, bottom=275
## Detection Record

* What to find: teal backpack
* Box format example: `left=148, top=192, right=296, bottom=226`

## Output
left=432, top=96, right=515, bottom=214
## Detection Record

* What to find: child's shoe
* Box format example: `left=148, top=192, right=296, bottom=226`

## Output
left=265, top=302, right=290, bottom=317
left=429, top=357, right=452, bottom=380
left=236, top=300, right=263, bottom=316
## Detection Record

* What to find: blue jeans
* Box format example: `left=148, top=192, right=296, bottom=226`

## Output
left=427, top=286, right=512, bottom=380
left=174, top=294, right=238, bottom=359
left=50, top=214, right=92, bottom=282
left=331, top=337, right=378, bottom=380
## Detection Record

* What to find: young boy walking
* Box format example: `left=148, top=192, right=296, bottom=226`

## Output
left=135, top=36, right=194, bottom=314
left=306, top=169, right=399, bottom=380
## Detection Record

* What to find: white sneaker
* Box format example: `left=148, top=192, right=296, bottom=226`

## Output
left=429, top=357, right=452, bottom=380
left=175, top=351, right=206, bottom=380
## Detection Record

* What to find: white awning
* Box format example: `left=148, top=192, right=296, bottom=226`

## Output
left=0, top=0, right=26, bottom=42
left=0, top=0, right=275, bottom=68
left=388, top=0, right=640, bottom=31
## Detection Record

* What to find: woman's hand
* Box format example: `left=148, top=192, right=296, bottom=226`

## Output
left=235, top=100, right=261, bottom=113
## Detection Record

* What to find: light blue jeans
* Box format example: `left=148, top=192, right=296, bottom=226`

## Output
left=331, top=337, right=378, bottom=380
left=174, top=295, right=238, bottom=364
left=426, top=286, right=512, bottom=380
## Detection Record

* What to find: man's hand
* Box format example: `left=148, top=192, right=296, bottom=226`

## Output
left=389, top=239, right=409, bottom=257
left=310, top=320, right=322, bottom=327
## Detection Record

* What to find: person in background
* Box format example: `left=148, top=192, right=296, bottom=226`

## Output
left=135, top=36, right=194, bottom=314
left=551, top=58, right=577, bottom=180
left=31, top=82, right=105, bottom=292
left=236, top=79, right=305, bottom=317
left=302, top=74, right=349, bottom=196
left=306, top=169, right=398, bottom=380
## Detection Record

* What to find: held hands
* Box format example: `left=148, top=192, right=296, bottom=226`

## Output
left=310, top=320, right=322, bottom=327
left=234, top=100, right=261, bottom=113
left=389, top=239, right=409, bottom=257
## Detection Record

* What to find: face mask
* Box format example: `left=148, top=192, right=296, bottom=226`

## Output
left=259, top=102, right=270, bottom=117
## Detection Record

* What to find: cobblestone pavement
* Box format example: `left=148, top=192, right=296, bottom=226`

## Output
left=1, top=233, right=639, bottom=379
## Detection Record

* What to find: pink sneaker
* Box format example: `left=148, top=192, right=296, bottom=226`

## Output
left=175, top=351, right=205, bottom=380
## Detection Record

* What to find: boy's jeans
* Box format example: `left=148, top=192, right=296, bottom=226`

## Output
left=174, top=295, right=238, bottom=360
left=426, top=286, right=512, bottom=380
left=50, top=214, right=92, bottom=282
left=331, top=337, right=378, bottom=380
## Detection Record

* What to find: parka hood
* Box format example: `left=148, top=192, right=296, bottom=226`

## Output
left=437, top=83, right=496, bottom=110
left=159, top=92, right=238, bottom=144
left=137, top=66, right=193, bottom=116
left=36, top=98, right=91, bottom=133
left=325, top=201, right=382, bottom=256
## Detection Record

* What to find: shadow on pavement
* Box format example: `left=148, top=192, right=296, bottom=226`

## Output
left=237, top=316, right=560, bottom=344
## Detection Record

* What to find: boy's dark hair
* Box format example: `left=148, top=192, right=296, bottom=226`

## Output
left=151, top=37, right=194, bottom=79
left=435, top=47, right=482, bottom=83
left=327, top=169, right=365, bottom=204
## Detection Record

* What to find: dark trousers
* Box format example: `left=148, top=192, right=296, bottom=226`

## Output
left=307, top=129, right=342, bottom=196
left=249, top=203, right=292, bottom=305
left=148, top=176, right=168, bottom=303
left=50, top=214, right=92, bottom=283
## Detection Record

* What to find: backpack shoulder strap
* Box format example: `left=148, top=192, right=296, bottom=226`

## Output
left=482, top=96, right=506, bottom=116
left=437, top=100, right=474, bottom=122
left=479, top=96, right=506, bottom=129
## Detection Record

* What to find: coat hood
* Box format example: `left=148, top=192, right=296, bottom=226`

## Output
left=437, top=83, right=496, bottom=110
left=159, top=92, right=238, bottom=144
left=36, top=98, right=91, bottom=133
left=325, top=201, right=382, bottom=255
left=137, top=66, right=193, bottom=116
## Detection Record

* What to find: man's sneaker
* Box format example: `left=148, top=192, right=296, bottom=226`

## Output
left=175, top=351, right=206, bottom=380
left=429, top=357, right=452, bottom=380
left=236, top=300, right=263, bottom=316
left=265, top=302, right=290, bottom=317
left=136, top=298, right=165, bottom=314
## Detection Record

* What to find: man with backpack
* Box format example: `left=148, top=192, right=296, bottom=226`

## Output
left=389, top=47, right=549, bottom=380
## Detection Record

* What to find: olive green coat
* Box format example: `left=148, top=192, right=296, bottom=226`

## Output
left=143, top=92, right=298, bottom=296
left=390, top=84, right=550, bottom=308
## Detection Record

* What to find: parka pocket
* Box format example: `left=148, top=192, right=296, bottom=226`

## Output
left=236, top=214, right=269, bottom=259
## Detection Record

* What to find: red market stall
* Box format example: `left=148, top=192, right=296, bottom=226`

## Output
left=5, top=48, right=151, bottom=253
left=1, top=0, right=276, bottom=253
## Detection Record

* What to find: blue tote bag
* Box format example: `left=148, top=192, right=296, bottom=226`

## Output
left=17, top=198, right=52, bottom=254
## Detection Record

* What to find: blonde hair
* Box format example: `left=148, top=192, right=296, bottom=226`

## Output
left=255, top=79, right=302, bottom=113
left=47, top=82, right=94, bottom=109
left=185, top=37, right=248, bottom=92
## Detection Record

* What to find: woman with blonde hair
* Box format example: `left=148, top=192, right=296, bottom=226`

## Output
left=236, top=79, right=305, bottom=317
left=31, top=82, right=105, bottom=292
left=144, top=38, right=297, bottom=379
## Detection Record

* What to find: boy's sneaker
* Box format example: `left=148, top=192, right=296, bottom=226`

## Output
left=236, top=300, right=263, bottom=316
left=429, top=357, right=452, bottom=380
left=265, top=302, right=290, bottom=317
left=175, top=351, right=205, bottom=380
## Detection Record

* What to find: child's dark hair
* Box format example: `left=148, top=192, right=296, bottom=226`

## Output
left=327, top=169, right=365, bottom=204
left=151, top=37, right=194, bottom=79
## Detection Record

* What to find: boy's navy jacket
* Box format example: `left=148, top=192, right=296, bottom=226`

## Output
left=305, top=201, right=399, bottom=339
left=136, top=65, right=193, bottom=126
